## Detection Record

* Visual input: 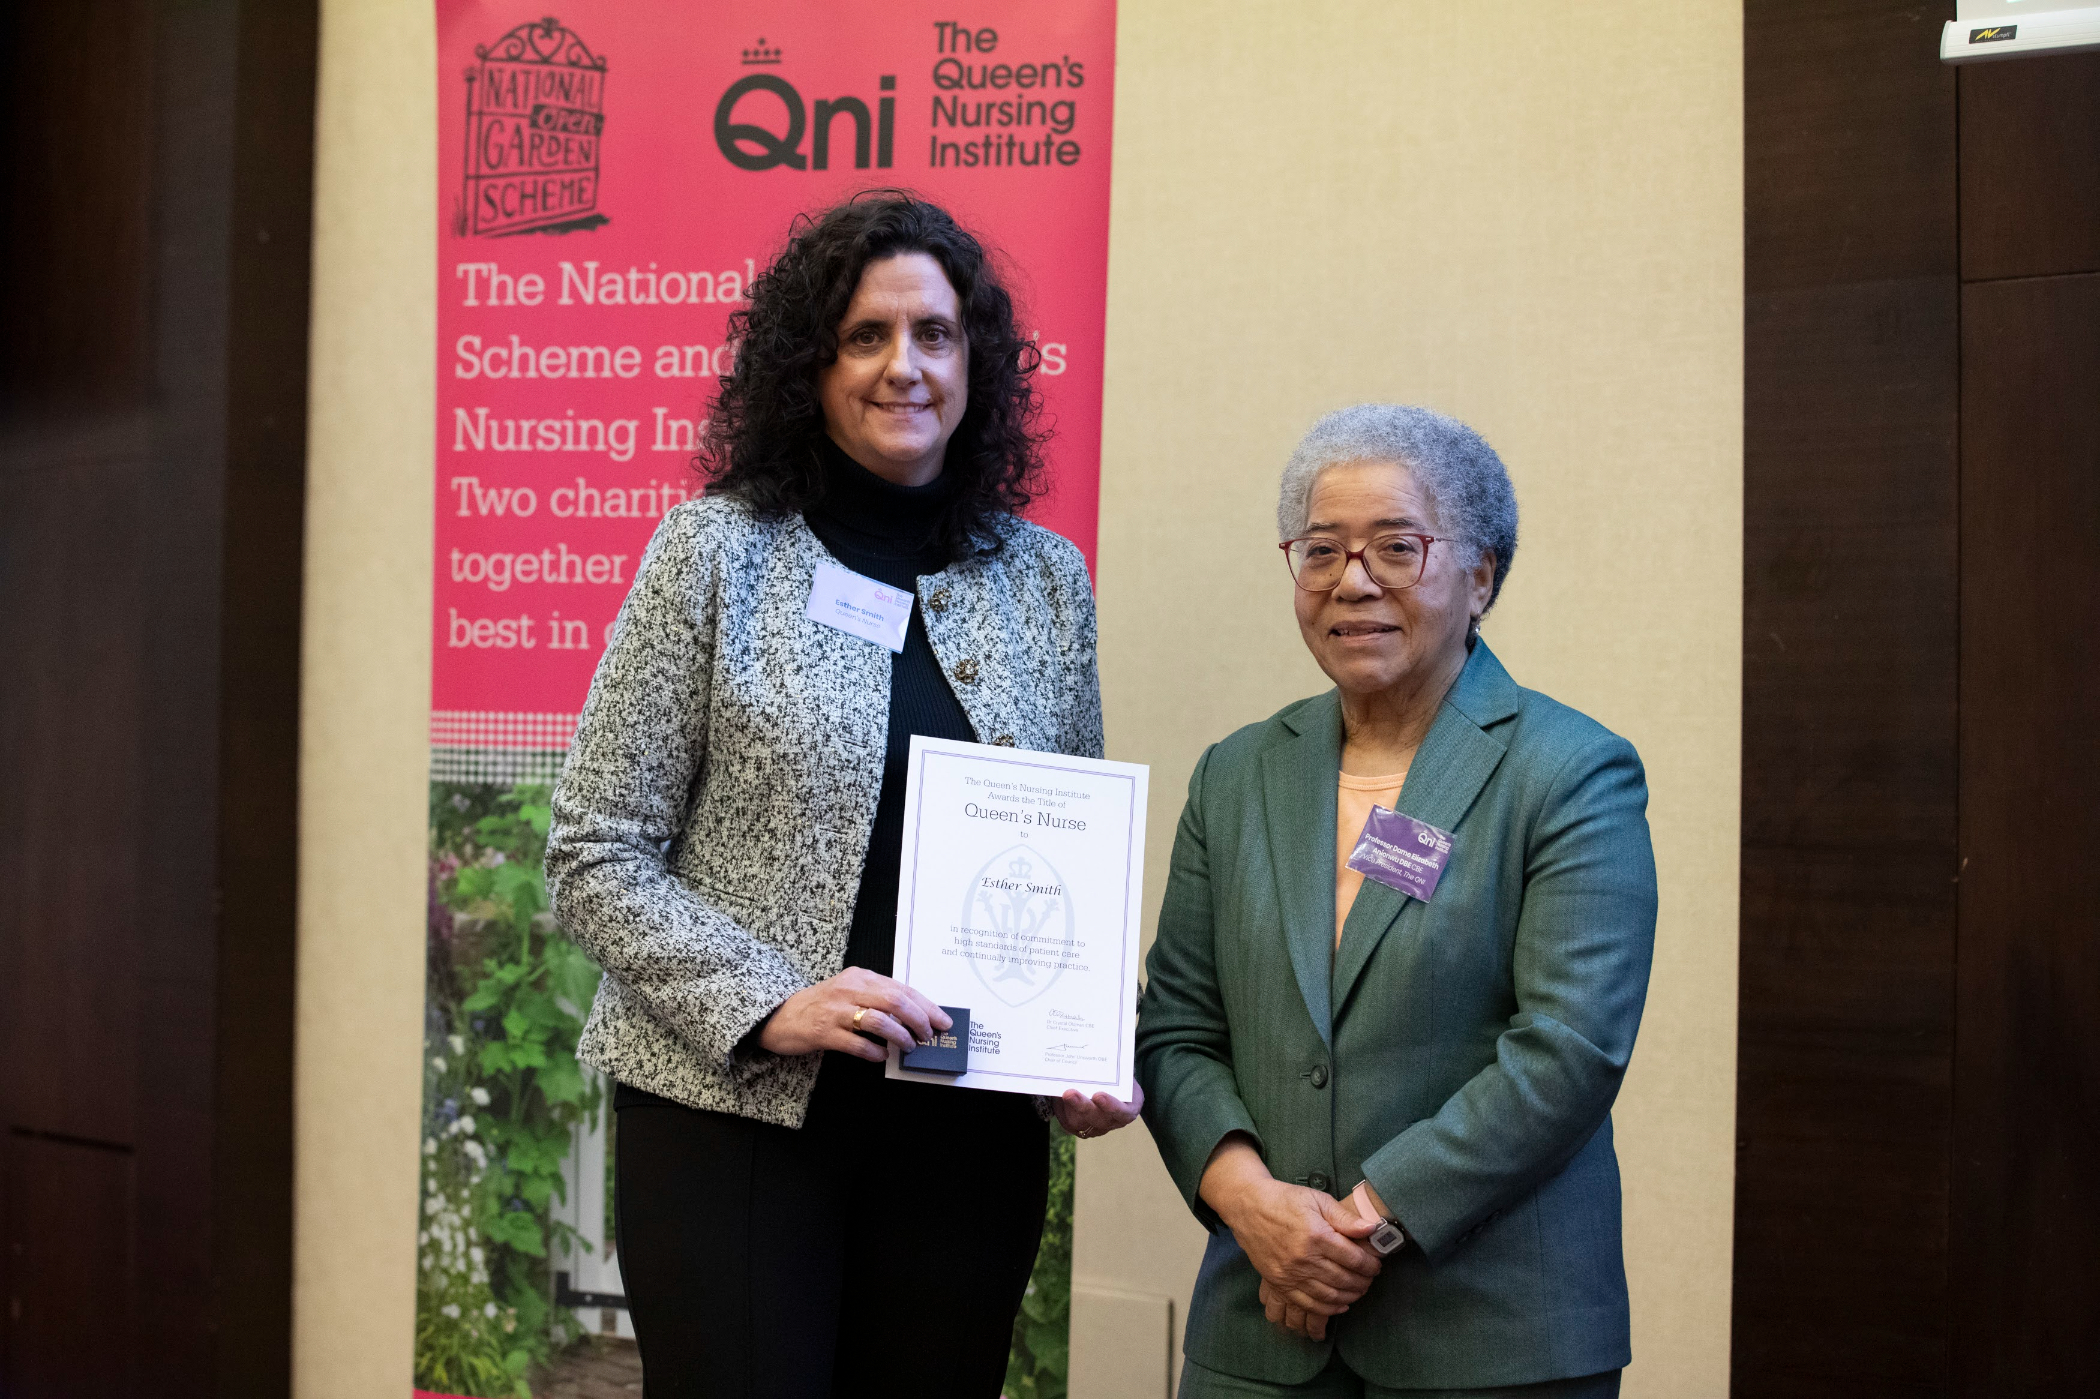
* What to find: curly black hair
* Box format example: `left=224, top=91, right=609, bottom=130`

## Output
left=698, top=192, right=1047, bottom=556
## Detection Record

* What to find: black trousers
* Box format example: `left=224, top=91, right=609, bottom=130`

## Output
left=612, top=1053, right=1050, bottom=1399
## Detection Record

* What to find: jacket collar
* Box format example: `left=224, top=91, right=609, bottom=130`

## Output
left=1276, top=636, right=1521, bottom=741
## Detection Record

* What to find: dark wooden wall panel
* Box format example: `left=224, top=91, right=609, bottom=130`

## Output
left=1744, top=5, right=2100, bottom=1394
left=1746, top=2, right=1957, bottom=292
left=1952, top=273, right=2100, bottom=1398
left=0, top=441, right=153, bottom=1148
left=3, top=1135, right=138, bottom=1398
left=209, top=2, right=316, bottom=1387
left=1958, top=53, right=2100, bottom=282
left=1737, top=2, right=1960, bottom=1393
left=0, top=2, right=314, bottom=1393
left=0, top=0, right=157, bottom=409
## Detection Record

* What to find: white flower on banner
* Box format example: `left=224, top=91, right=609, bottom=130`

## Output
left=470, top=1087, right=490, bottom=1106
left=431, top=1056, right=447, bottom=1072
left=448, top=1033, right=466, bottom=1055
left=441, top=1303, right=461, bottom=1319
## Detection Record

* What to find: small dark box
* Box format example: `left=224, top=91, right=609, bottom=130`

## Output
left=901, top=1006, right=970, bottom=1075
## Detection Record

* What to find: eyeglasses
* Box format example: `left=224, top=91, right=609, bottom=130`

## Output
left=1279, top=533, right=1442, bottom=592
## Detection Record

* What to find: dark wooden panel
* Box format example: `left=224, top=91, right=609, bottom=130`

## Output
left=0, top=1, right=315, bottom=1393
left=0, top=441, right=152, bottom=1147
left=1737, top=282, right=1959, bottom=1399
left=0, top=0, right=157, bottom=410
left=127, top=7, right=241, bottom=1390
left=3, top=1134, right=137, bottom=1398
left=1953, top=273, right=2100, bottom=1398
left=207, top=1, right=317, bottom=1389
left=1959, top=53, right=2100, bottom=282
left=1739, top=1, right=1960, bottom=1394
left=1746, top=0, right=1956, bottom=291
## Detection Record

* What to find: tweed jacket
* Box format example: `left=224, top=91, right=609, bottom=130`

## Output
left=545, top=494, right=1104, bottom=1128
left=1135, top=641, right=1657, bottom=1390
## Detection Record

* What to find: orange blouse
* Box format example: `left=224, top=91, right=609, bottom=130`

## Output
left=1336, top=770, right=1408, bottom=946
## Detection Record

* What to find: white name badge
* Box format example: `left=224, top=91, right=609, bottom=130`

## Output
left=804, top=560, right=913, bottom=653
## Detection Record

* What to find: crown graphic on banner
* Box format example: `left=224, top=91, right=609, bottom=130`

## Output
left=740, top=37, right=783, bottom=65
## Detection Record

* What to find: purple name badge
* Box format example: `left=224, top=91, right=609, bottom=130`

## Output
left=1346, top=806, right=1455, bottom=903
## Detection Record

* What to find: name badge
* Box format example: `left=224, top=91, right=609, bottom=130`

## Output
left=805, top=560, right=912, bottom=653
left=1346, top=806, right=1455, bottom=903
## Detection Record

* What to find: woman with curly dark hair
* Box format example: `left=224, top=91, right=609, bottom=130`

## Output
left=545, top=194, right=1140, bottom=1397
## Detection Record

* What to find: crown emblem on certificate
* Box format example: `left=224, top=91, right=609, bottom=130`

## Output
left=964, top=843, right=1078, bottom=1008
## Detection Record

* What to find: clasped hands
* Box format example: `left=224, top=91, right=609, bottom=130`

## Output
left=757, top=968, right=1142, bottom=1137
left=1201, top=1135, right=1386, bottom=1342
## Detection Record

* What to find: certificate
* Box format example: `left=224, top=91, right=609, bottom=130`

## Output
left=886, top=736, right=1148, bottom=1101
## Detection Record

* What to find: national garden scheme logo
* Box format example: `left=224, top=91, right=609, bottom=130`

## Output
left=459, top=16, right=609, bottom=237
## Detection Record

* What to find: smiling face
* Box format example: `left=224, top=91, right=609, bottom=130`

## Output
left=1291, top=459, right=1495, bottom=702
left=817, top=251, right=970, bottom=487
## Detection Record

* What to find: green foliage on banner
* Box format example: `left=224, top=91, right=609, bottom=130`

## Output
left=412, top=780, right=1078, bottom=1397
left=416, top=781, right=602, bottom=1398
left=1004, top=1126, right=1076, bottom=1399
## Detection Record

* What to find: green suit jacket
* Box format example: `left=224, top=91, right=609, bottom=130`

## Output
left=1135, top=641, right=1657, bottom=1390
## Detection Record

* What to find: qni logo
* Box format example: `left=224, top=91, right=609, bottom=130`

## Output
left=714, top=37, right=895, bottom=171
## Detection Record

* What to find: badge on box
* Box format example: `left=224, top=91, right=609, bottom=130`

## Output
left=900, top=1006, right=971, bottom=1075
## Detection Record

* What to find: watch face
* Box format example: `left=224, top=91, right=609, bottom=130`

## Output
left=1368, top=1221, right=1406, bottom=1256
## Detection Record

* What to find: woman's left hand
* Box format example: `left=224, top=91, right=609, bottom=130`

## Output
left=1054, top=1082, right=1144, bottom=1140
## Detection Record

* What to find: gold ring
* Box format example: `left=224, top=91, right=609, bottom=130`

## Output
left=852, top=1006, right=869, bottom=1029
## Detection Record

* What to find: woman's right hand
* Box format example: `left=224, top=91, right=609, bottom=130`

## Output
left=756, top=967, right=951, bottom=1061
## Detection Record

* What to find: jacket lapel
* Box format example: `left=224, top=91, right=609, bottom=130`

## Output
left=917, top=548, right=1023, bottom=750
left=1262, top=691, right=1342, bottom=1048
left=1330, top=643, right=1520, bottom=1013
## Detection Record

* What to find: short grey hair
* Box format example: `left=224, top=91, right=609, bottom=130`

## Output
left=1276, top=404, right=1519, bottom=610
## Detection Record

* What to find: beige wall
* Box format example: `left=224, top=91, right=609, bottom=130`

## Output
left=294, top=3, right=1739, bottom=1397
left=295, top=3, right=435, bottom=1396
left=1078, top=4, right=1741, bottom=1397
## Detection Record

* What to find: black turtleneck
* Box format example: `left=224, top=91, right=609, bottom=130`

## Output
left=803, top=437, right=978, bottom=975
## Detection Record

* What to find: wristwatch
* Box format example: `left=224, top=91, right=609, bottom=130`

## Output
left=1351, top=1180, right=1408, bottom=1256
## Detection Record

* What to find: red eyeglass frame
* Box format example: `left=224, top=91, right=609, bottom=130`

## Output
left=1277, top=533, right=1444, bottom=592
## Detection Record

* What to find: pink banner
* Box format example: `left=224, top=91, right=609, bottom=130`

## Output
left=434, top=1, right=1116, bottom=750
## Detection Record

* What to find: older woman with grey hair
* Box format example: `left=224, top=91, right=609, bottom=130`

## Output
left=1137, top=405, right=1658, bottom=1398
